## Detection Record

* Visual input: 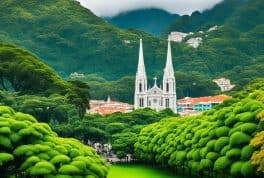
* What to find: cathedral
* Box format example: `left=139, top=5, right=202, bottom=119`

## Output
left=134, top=39, right=177, bottom=113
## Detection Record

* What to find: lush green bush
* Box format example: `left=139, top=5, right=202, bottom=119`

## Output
left=0, top=106, right=108, bottom=177
left=135, top=85, right=264, bottom=176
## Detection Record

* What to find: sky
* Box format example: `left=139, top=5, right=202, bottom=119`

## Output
left=77, top=0, right=224, bottom=17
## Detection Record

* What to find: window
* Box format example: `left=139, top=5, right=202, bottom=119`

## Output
left=166, top=83, right=169, bottom=92
left=139, top=98, right=144, bottom=107
left=165, top=99, right=169, bottom=107
left=148, top=100, right=151, bottom=106
left=139, top=83, right=142, bottom=92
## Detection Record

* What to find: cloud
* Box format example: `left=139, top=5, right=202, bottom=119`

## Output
left=76, top=0, right=224, bottom=17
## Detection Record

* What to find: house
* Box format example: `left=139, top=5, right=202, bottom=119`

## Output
left=213, top=78, right=236, bottom=91
left=87, top=96, right=133, bottom=115
left=168, top=32, right=188, bottom=42
left=177, top=95, right=231, bottom=115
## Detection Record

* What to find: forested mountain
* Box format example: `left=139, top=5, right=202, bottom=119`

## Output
left=0, top=0, right=263, bottom=102
left=0, top=0, right=167, bottom=80
left=165, top=0, right=249, bottom=33
left=104, top=8, right=180, bottom=35
left=0, top=44, right=90, bottom=119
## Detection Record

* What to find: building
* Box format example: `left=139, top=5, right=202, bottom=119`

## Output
left=69, top=72, right=85, bottom=79
left=177, top=95, right=230, bottom=115
left=87, top=96, right=133, bottom=115
left=186, top=37, right=203, bottom=48
left=213, top=78, right=236, bottom=92
left=134, top=39, right=177, bottom=112
left=168, top=32, right=188, bottom=42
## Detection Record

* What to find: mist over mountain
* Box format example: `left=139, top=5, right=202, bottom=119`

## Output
left=104, top=9, right=180, bottom=35
left=165, top=0, right=249, bottom=33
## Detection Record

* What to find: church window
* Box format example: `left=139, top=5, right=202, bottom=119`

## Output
left=139, top=83, right=142, bottom=92
left=153, top=99, right=157, bottom=103
left=166, top=83, right=169, bottom=92
left=148, top=100, right=151, bottom=106
left=165, top=98, right=170, bottom=107
left=139, top=98, right=144, bottom=107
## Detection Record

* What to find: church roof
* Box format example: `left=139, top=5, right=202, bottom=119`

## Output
left=146, top=85, right=163, bottom=95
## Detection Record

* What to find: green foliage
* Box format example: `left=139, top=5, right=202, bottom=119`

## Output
left=230, top=132, right=251, bottom=147
left=0, top=45, right=90, bottom=119
left=0, top=106, right=108, bottom=177
left=226, top=148, right=241, bottom=159
left=135, top=82, right=264, bottom=176
left=0, top=0, right=262, bottom=103
left=230, top=161, right=243, bottom=176
left=0, top=153, right=14, bottom=166
left=214, top=156, right=232, bottom=171
left=241, top=145, right=255, bottom=161
left=215, top=126, right=230, bottom=137
left=214, top=137, right=229, bottom=152
left=241, top=161, right=255, bottom=177
left=105, top=8, right=180, bottom=35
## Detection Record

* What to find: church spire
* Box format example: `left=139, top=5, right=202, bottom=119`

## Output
left=164, top=40, right=174, bottom=77
left=137, top=39, right=146, bottom=76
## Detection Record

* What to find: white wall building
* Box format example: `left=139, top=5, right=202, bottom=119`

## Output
left=134, top=39, right=177, bottom=113
left=168, top=32, right=188, bottom=42
left=213, top=78, right=236, bottom=92
left=186, top=37, right=203, bottom=48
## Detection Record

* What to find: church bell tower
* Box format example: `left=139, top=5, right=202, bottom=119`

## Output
left=163, top=40, right=177, bottom=112
left=134, top=39, right=147, bottom=109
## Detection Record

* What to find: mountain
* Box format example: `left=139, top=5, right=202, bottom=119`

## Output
left=104, top=8, right=180, bottom=35
left=0, top=44, right=90, bottom=118
left=165, top=0, right=249, bottom=33
left=0, top=0, right=168, bottom=80
left=0, top=0, right=263, bottom=103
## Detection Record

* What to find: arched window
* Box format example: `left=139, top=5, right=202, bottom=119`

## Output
left=165, top=98, right=169, bottom=107
left=139, top=83, right=142, bottom=92
left=140, top=98, right=144, bottom=107
left=166, top=83, right=169, bottom=92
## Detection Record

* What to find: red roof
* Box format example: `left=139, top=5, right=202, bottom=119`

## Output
left=178, top=95, right=230, bottom=105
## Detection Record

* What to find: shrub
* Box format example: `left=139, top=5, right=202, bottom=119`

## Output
left=237, top=112, right=255, bottom=123
left=175, top=151, right=187, bottom=164
left=214, top=156, right=232, bottom=171
left=200, top=159, right=213, bottom=169
left=216, top=126, right=230, bottom=137
left=214, top=137, right=229, bottom=152
left=192, top=149, right=201, bottom=161
left=58, top=165, right=81, bottom=174
left=30, top=161, right=56, bottom=175
left=206, top=152, right=219, bottom=161
left=220, top=145, right=231, bottom=156
left=230, top=161, right=244, bottom=176
left=226, top=148, right=241, bottom=159
left=230, top=132, right=251, bottom=147
left=0, top=153, right=14, bottom=166
left=241, top=145, right=255, bottom=161
left=241, top=161, right=255, bottom=177
left=240, top=123, right=257, bottom=135
left=225, top=114, right=238, bottom=127
left=50, top=155, right=71, bottom=164
left=206, top=140, right=216, bottom=151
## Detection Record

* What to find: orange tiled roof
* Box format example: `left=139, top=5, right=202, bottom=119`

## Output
left=178, top=95, right=230, bottom=104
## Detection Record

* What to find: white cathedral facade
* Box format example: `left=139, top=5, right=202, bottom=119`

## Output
left=134, top=39, right=177, bottom=113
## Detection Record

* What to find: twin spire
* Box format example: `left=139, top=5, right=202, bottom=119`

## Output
left=136, top=39, right=174, bottom=81
left=137, top=39, right=146, bottom=77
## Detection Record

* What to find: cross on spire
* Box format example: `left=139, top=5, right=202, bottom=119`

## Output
left=154, top=77, right=158, bottom=86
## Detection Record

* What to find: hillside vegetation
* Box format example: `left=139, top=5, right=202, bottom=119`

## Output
left=165, top=0, right=249, bottom=33
left=0, top=106, right=108, bottom=177
left=0, top=44, right=89, bottom=118
left=135, top=79, right=264, bottom=177
left=104, top=8, right=180, bottom=35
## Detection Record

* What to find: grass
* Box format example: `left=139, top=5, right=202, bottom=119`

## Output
left=107, top=164, right=185, bottom=178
